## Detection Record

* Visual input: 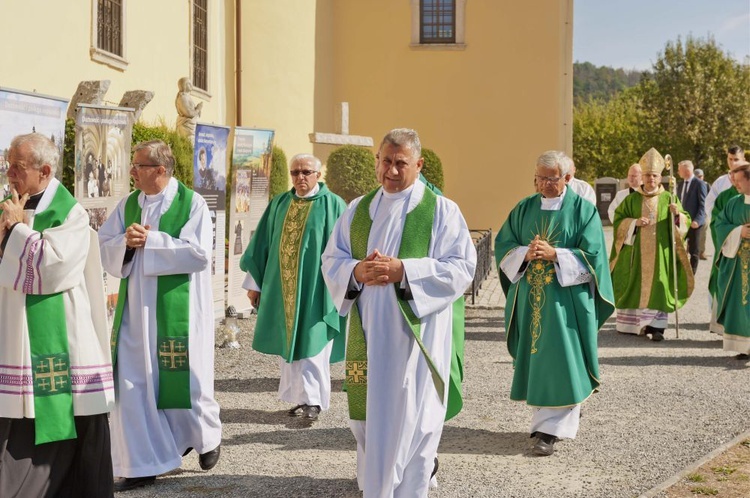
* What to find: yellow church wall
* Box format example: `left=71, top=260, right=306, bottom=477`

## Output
left=238, top=0, right=321, bottom=164
left=0, top=0, right=234, bottom=129
left=327, top=0, right=574, bottom=231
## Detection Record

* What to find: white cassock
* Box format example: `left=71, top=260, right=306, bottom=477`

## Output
left=242, top=183, right=333, bottom=410
left=0, top=178, right=114, bottom=419
left=568, top=177, right=597, bottom=205
left=98, top=177, right=222, bottom=478
left=704, top=173, right=732, bottom=223
left=322, top=181, right=476, bottom=498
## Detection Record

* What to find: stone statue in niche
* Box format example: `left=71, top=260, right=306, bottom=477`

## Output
left=175, top=77, right=203, bottom=143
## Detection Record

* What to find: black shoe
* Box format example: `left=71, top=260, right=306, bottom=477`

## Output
left=199, top=444, right=221, bottom=471
left=303, top=405, right=321, bottom=420
left=288, top=404, right=307, bottom=416
left=651, top=331, right=664, bottom=342
left=735, top=353, right=750, bottom=360
left=532, top=432, right=557, bottom=456
left=182, top=447, right=193, bottom=457
left=114, top=476, right=156, bottom=492
left=431, top=456, right=439, bottom=478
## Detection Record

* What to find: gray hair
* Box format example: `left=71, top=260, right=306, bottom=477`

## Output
left=536, top=150, right=571, bottom=176
left=678, top=160, right=694, bottom=171
left=134, top=140, right=176, bottom=175
left=9, top=133, right=59, bottom=175
left=290, top=153, right=322, bottom=171
left=379, top=128, right=422, bottom=158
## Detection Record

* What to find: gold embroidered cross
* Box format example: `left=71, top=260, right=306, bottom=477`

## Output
left=159, top=339, right=189, bottom=370
left=35, top=357, right=69, bottom=394
left=346, top=361, right=367, bottom=385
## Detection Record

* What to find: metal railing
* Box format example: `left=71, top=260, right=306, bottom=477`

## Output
left=465, top=229, right=493, bottom=304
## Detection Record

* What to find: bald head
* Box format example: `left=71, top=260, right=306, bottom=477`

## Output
left=627, top=163, right=642, bottom=189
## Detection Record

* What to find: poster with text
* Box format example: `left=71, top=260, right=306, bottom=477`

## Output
left=0, top=87, right=68, bottom=192
left=227, top=127, right=274, bottom=313
left=75, top=104, right=135, bottom=330
left=194, top=123, right=230, bottom=320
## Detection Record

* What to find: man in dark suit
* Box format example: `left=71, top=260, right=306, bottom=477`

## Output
left=677, top=160, right=707, bottom=273
left=695, top=168, right=710, bottom=260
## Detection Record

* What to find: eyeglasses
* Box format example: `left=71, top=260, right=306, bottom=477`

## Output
left=131, top=163, right=161, bottom=169
left=290, top=169, right=316, bottom=177
left=535, top=175, right=563, bottom=185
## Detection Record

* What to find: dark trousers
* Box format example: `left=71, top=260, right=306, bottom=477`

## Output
left=0, top=414, right=114, bottom=498
left=686, top=226, right=700, bottom=274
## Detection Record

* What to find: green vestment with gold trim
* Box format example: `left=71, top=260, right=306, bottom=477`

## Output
left=610, top=190, right=693, bottom=311
left=495, top=191, right=614, bottom=407
left=709, top=188, right=742, bottom=299
left=714, top=195, right=750, bottom=351
left=495, top=189, right=614, bottom=407
left=240, top=183, right=347, bottom=362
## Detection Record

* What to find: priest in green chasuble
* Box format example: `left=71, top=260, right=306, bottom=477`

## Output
left=610, top=148, right=694, bottom=342
left=714, top=162, right=750, bottom=360
left=708, top=163, right=745, bottom=334
left=241, top=153, right=346, bottom=420
left=495, top=150, right=614, bottom=457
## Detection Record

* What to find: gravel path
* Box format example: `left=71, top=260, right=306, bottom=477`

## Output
left=121, top=240, right=750, bottom=497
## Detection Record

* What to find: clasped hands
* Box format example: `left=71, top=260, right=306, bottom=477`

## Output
left=0, top=189, right=30, bottom=246
left=741, top=224, right=750, bottom=240
left=524, top=235, right=556, bottom=262
left=125, top=222, right=151, bottom=249
left=353, top=249, right=404, bottom=286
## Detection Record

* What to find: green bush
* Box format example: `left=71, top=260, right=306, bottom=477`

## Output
left=269, top=146, right=289, bottom=199
left=62, top=118, right=76, bottom=193
left=131, top=121, right=194, bottom=186
left=325, top=145, right=378, bottom=202
left=421, top=148, right=445, bottom=192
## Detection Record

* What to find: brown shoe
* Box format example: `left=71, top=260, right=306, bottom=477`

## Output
left=114, top=476, right=156, bottom=492
left=532, top=432, right=557, bottom=456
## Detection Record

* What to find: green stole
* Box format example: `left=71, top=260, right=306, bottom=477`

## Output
left=26, top=185, right=78, bottom=444
left=346, top=186, right=446, bottom=420
left=111, top=182, right=194, bottom=409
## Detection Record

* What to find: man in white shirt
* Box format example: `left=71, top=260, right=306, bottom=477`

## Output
left=607, top=164, right=642, bottom=224
left=564, top=156, right=597, bottom=205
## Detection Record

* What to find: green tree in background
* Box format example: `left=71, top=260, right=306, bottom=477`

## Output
left=421, top=148, right=445, bottom=192
left=268, top=146, right=288, bottom=199
left=325, top=145, right=378, bottom=203
left=574, top=36, right=750, bottom=183
left=641, top=36, right=750, bottom=181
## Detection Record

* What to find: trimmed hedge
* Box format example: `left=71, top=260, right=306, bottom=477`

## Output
left=269, top=146, right=289, bottom=199
left=325, top=145, right=378, bottom=203
left=421, top=148, right=445, bottom=193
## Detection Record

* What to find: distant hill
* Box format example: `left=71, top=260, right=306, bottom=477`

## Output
left=573, top=62, right=647, bottom=103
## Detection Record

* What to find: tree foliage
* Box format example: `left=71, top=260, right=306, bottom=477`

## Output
left=574, top=36, right=750, bottom=182
left=420, top=148, right=445, bottom=192
left=269, top=146, right=288, bottom=199
left=325, top=145, right=378, bottom=203
left=573, top=62, right=646, bottom=103
left=132, top=121, right=194, bottom=185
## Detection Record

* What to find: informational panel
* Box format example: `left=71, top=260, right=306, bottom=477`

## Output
left=0, top=87, right=68, bottom=190
left=193, top=123, right=230, bottom=320
left=227, top=127, right=275, bottom=313
left=75, top=104, right=135, bottom=329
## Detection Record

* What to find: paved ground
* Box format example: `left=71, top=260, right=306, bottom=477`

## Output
left=122, top=227, right=750, bottom=497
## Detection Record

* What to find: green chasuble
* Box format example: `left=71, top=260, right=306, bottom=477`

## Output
left=709, top=187, right=742, bottom=299
left=714, top=195, right=750, bottom=351
left=27, top=185, right=78, bottom=444
left=240, top=183, right=347, bottom=363
left=610, top=188, right=693, bottom=311
left=495, top=190, right=614, bottom=407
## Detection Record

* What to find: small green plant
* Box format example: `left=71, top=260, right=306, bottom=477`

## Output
left=711, top=465, right=737, bottom=476
left=268, top=146, right=288, bottom=199
left=325, top=145, right=378, bottom=203
left=686, top=473, right=706, bottom=483
left=421, top=148, right=445, bottom=193
left=690, top=486, right=718, bottom=496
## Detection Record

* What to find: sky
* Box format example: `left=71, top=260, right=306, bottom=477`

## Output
left=574, top=0, right=750, bottom=70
